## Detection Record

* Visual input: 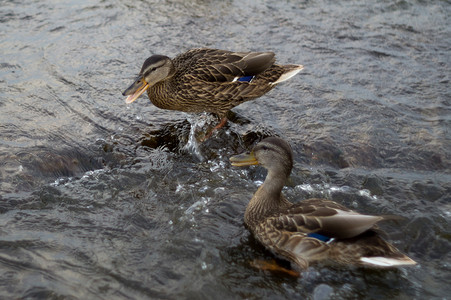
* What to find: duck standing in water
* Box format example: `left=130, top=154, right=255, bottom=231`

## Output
left=123, top=48, right=303, bottom=138
left=230, top=137, right=417, bottom=271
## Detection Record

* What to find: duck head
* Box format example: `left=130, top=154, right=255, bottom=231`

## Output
left=230, top=137, right=293, bottom=178
left=122, top=55, right=175, bottom=104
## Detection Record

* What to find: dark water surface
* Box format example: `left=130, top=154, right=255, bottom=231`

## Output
left=1, top=0, right=450, bottom=299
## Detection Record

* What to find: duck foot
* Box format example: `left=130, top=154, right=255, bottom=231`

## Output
left=250, top=259, right=300, bottom=277
left=201, top=117, right=228, bottom=141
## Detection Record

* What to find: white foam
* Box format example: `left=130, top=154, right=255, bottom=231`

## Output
left=295, top=184, right=315, bottom=192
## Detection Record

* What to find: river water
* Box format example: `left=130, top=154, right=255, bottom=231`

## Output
left=1, top=0, right=450, bottom=299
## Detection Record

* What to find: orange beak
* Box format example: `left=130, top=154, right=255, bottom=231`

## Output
left=122, top=77, right=149, bottom=104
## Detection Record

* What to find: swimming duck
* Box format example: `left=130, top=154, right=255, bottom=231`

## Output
left=230, top=137, right=417, bottom=270
left=123, top=48, right=303, bottom=136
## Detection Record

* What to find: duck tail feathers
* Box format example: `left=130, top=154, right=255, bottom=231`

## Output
left=360, top=255, right=417, bottom=267
left=271, top=65, right=304, bottom=85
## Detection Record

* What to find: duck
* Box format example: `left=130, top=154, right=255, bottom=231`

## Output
left=122, top=48, right=303, bottom=137
left=230, top=137, right=417, bottom=271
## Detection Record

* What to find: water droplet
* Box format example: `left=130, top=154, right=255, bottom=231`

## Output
left=358, top=189, right=371, bottom=198
left=175, top=184, right=184, bottom=193
left=313, top=283, right=334, bottom=300
left=296, top=184, right=314, bottom=192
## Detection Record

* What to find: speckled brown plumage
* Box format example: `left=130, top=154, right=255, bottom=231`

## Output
left=123, top=48, right=303, bottom=119
left=230, top=137, right=417, bottom=271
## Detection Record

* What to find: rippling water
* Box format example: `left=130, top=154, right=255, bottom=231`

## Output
left=1, top=0, right=450, bottom=299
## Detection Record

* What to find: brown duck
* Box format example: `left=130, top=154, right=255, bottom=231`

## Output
left=230, top=137, right=417, bottom=271
left=122, top=48, right=303, bottom=135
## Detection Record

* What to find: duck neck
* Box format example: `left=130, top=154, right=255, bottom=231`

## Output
left=245, top=169, right=291, bottom=227
left=147, top=80, right=173, bottom=110
left=258, top=170, right=286, bottom=199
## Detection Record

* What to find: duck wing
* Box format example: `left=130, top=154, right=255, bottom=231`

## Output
left=175, top=48, right=276, bottom=82
left=254, top=218, right=331, bottom=270
left=279, top=199, right=385, bottom=239
left=252, top=199, right=386, bottom=269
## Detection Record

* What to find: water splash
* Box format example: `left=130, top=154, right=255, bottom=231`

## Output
left=182, top=113, right=218, bottom=160
left=294, top=183, right=378, bottom=201
left=184, top=197, right=211, bottom=216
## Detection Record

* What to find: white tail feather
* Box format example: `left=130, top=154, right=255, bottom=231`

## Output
left=271, top=65, right=304, bottom=85
left=360, top=256, right=417, bottom=267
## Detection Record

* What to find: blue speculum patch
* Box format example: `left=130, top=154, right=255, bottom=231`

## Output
left=236, top=75, right=254, bottom=82
left=307, top=233, right=332, bottom=242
